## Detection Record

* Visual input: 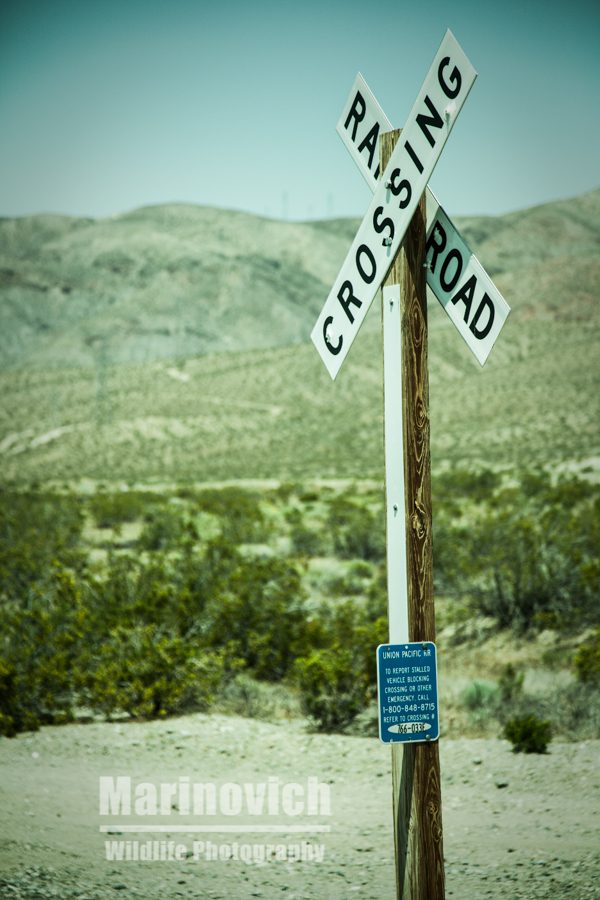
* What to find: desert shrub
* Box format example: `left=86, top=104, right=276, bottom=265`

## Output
left=536, top=680, right=600, bottom=740
left=0, top=485, right=388, bottom=735
left=293, top=598, right=386, bottom=731
left=436, top=474, right=600, bottom=632
left=322, top=600, right=386, bottom=682
left=573, top=629, right=600, bottom=683
left=350, top=560, right=373, bottom=579
left=289, top=521, right=328, bottom=557
left=299, top=490, right=320, bottom=503
left=202, top=555, right=312, bottom=680
left=85, top=626, right=226, bottom=718
left=90, top=537, right=241, bottom=637
left=467, top=513, right=559, bottom=630
left=460, top=680, right=500, bottom=729
left=497, top=663, right=525, bottom=703
left=178, top=536, right=241, bottom=619
left=196, top=487, right=270, bottom=544
left=85, top=552, right=143, bottom=631
left=0, top=489, right=85, bottom=598
left=461, top=680, right=499, bottom=711
left=294, top=648, right=371, bottom=732
left=285, top=504, right=330, bottom=557
left=0, top=566, right=90, bottom=735
left=364, top=565, right=388, bottom=618
left=434, top=467, right=502, bottom=507
left=175, top=486, right=198, bottom=500
left=432, top=518, right=468, bottom=595
left=0, top=660, right=39, bottom=736
left=218, top=672, right=300, bottom=720
left=326, top=561, right=374, bottom=597
left=504, top=714, right=552, bottom=753
left=139, top=505, right=196, bottom=550
left=88, top=490, right=158, bottom=529
left=327, top=493, right=385, bottom=562
left=273, top=482, right=300, bottom=502
left=0, top=530, right=252, bottom=735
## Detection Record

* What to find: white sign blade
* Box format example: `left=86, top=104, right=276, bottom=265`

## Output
left=337, top=72, right=510, bottom=365
left=337, top=72, right=510, bottom=366
left=337, top=71, right=441, bottom=227
left=312, top=29, right=477, bottom=379
left=336, top=73, right=393, bottom=192
left=425, top=207, right=510, bottom=365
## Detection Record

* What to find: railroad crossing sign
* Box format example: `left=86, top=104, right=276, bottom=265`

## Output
left=308, top=29, right=512, bottom=898
left=336, top=72, right=511, bottom=366
left=311, top=29, right=477, bottom=379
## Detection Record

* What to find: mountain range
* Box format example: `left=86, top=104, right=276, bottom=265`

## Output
left=0, top=188, right=598, bottom=485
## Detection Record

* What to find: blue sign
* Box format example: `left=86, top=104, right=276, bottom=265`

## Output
left=377, top=642, right=439, bottom=743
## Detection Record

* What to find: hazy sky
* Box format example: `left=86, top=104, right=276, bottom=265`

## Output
left=1, top=0, right=598, bottom=221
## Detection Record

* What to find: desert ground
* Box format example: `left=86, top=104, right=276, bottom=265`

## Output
left=1, top=193, right=599, bottom=900
left=1, top=713, right=598, bottom=900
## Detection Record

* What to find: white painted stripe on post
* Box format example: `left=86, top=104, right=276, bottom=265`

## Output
left=383, top=284, right=409, bottom=644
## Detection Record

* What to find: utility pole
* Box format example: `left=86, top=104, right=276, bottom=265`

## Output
left=310, top=28, right=509, bottom=900
left=381, top=129, right=445, bottom=899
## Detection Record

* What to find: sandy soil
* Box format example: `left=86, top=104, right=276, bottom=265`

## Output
left=0, top=713, right=598, bottom=899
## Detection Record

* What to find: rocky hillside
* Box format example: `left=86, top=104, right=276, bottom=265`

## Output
left=1, top=189, right=598, bottom=372
left=0, top=190, right=598, bottom=485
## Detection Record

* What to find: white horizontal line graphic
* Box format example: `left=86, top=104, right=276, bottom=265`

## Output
left=100, top=824, right=331, bottom=834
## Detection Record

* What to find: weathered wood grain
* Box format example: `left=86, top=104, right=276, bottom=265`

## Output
left=381, top=128, right=445, bottom=900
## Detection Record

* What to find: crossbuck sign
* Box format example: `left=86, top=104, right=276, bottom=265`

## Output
left=336, top=72, right=510, bottom=366
left=308, top=31, right=512, bottom=892
left=311, top=29, right=510, bottom=379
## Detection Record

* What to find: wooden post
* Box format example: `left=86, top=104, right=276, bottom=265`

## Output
left=381, top=129, right=445, bottom=899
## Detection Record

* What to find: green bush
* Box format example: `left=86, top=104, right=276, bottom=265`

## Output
left=218, top=672, right=300, bottom=720
left=435, top=474, right=600, bottom=632
left=327, top=493, right=385, bottom=562
left=86, top=626, right=226, bottom=718
left=3, top=478, right=595, bottom=740
left=0, top=489, right=85, bottom=598
left=286, top=504, right=329, bottom=557
left=0, top=659, right=40, bottom=736
left=196, top=487, right=270, bottom=544
left=202, top=555, right=312, bottom=680
left=574, top=629, right=600, bottom=683
left=460, top=680, right=500, bottom=729
left=293, top=598, right=385, bottom=732
left=294, top=648, right=371, bottom=732
left=139, top=505, right=196, bottom=550
left=1, top=489, right=311, bottom=735
left=273, top=482, right=300, bottom=502
left=88, top=491, right=157, bottom=529
left=498, top=663, right=525, bottom=703
left=289, top=521, right=328, bottom=557
left=86, top=537, right=240, bottom=638
left=434, top=467, right=501, bottom=506
left=326, top=561, right=374, bottom=597
left=461, top=680, right=499, bottom=711
left=504, top=714, right=552, bottom=753
left=0, top=566, right=90, bottom=735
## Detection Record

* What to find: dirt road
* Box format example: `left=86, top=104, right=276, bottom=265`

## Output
left=1, top=713, right=598, bottom=899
